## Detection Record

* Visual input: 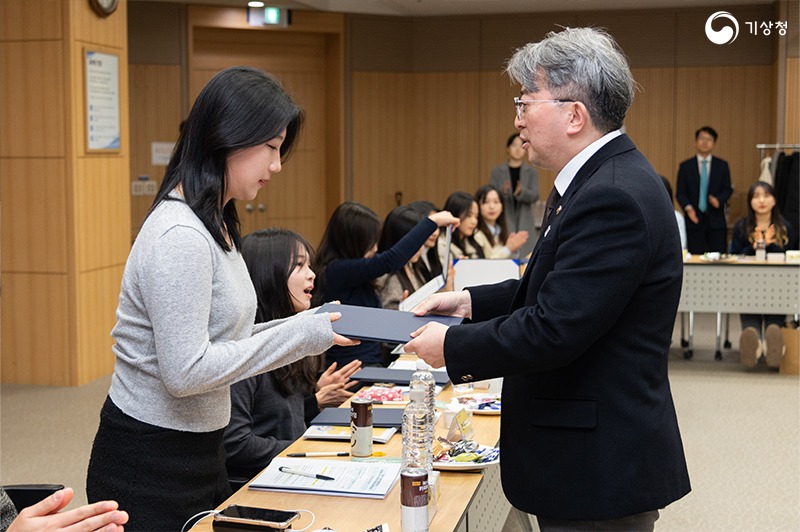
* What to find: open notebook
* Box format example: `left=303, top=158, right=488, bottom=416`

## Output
left=249, top=457, right=401, bottom=499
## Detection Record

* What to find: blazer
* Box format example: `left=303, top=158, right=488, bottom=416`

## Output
left=444, top=135, right=691, bottom=520
left=675, top=155, right=733, bottom=230
left=490, top=163, right=539, bottom=258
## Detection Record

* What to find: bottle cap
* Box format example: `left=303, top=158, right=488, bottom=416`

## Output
left=416, top=359, right=428, bottom=370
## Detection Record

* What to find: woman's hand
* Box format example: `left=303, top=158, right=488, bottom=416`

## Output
left=327, top=312, right=360, bottom=346
left=764, top=224, right=777, bottom=246
left=315, top=381, right=359, bottom=408
left=505, top=230, right=529, bottom=252
left=428, top=211, right=460, bottom=228
left=317, top=359, right=362, bottom=390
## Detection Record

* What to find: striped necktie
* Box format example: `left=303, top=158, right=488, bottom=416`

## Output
left=542, top=187, right=561, bottom=227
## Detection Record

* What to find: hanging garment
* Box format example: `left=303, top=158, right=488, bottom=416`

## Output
left=759, top=156, right=773, bottom=184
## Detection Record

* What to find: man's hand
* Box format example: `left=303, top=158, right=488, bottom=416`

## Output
left=404, top=322, right=448, bottom=369
left=410, top=291, right=472, bottom=319
left=685, top=205, right=699, bottom=224
left=708, top=195, right=720, bottom=209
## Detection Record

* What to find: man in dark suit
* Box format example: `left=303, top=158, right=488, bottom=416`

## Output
left=405, top=27, right=690, bottom=531
left=676, top=126, right=733, bottom=254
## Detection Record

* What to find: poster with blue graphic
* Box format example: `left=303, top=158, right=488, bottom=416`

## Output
left=85, top=50, right=120, bottom=151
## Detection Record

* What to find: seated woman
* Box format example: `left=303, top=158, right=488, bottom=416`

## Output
left=312, top=202, right=458, bottom=368
left=407, top=200, right=445, bottom=283
left=223, top=229, right=361, bottom=482
left=474, top=184, right=529, bottom=259
left=376, top=205, right=430, bottom=310
left=729, top=181, right=796, bottom=368
left=438, top=191, right=484, bottom=262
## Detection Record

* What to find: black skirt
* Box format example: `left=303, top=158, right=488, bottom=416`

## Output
left=87, top=397, right=232, bottom=531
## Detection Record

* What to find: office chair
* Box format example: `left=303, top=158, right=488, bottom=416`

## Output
left=2, top=483, right=64, bottom=512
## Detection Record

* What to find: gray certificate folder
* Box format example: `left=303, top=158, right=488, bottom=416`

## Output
left=315, top=303, right=462, bottom=344
left=310, top=407, right=404, bottom=428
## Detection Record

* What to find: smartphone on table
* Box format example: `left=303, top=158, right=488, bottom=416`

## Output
left=213, top=505, right=300, bottom=530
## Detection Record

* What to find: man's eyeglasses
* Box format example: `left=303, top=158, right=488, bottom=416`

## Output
left=514, top=97, right=575, bottom=120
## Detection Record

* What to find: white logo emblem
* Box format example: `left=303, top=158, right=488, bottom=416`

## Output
left=705, top=11, right=739, bottom=45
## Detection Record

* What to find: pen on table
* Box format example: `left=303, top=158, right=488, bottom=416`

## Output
left=287, top=452, right=349, bottom=457
left=278, top=466, right=335, bottom=481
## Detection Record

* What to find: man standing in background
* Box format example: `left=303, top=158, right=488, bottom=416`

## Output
left=676, top=126, right=733, bottom=254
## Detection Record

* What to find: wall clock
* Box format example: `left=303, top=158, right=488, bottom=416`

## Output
left=89, top=0, right=118, bottom=18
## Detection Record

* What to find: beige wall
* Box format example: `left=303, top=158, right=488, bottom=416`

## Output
left=1, top=0, right=130, bottom=385
left=348, top=3, right=797, bottom=223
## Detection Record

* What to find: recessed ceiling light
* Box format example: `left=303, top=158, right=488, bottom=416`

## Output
left=248, top=1, right=265, bottom=8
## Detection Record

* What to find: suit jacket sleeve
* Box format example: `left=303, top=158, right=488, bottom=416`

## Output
left=444, top=181, right=659, bottom=382
left=714, top=159, right=734, bottom=205
left=515, top=166, right=539, bottom=204
left=675, top=161, right=693, bottom=210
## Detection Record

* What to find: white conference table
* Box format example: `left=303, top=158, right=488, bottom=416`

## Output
left=677, top=257, right=800, bottom=359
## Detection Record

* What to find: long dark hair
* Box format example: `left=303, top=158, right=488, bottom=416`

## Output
left=475, top=184, right=509, bottom=247
left=148, top=66, right=304, bottom=252
left=241, top=228, right=319, bottom=396
left=743, top=181, right=789, bottom=247
left=312, top=202, right=381, bottom=306
left=407, top=200, right=443, bottom=280
left=443, top=191, right=485, bottom=258
left=378, top=206, right=426, bottom=293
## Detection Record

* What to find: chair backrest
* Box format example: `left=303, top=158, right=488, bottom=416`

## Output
left=1, top=484, right=65, bottom=512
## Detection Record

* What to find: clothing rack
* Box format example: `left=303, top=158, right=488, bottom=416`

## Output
left=756, top=143, right=800, bottom=160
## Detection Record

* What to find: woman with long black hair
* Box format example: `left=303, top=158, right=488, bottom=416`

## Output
left=86, top=67, right=356, bottom=530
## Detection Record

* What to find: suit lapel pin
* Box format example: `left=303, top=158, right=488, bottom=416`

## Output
left=544, top=225, right=551, bottom=237
left=555, top=205, right=562, bottom=215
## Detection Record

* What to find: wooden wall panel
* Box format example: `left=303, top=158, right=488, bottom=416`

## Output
left=128, top=64, right=182, bottom=241
left=0, top=0, right=62, bottom=41
left=1, top=0, right=130, bottom=385
left=674, top=65, right=775, bottom=225
left=69, top=0, right=128, bottom=50
left=0, top=273, right=72, bottom=385
left=73, top=158, right=131, bottom=271
left=352, top=71, right=482, bottom=217
left=785, top=57, right=800, bottom=142
left=0, top=159, right=69, bottom=272
left=0, top=41, right=66, bottom=158
left=75, top=266, right=124, bottom=384
left=626, top=68, right=678, bottom=189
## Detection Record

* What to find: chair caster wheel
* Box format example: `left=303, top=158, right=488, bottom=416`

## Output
left=715, top=351, right=723, bottom=361
left=724, top=340, right=732, bottom=349
left=680, top=339, right=689, bottom=347
left=683, top=350, right=693, bottom=360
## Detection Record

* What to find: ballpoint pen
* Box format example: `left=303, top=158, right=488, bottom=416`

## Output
left=278, top=466, right=335, bottom=481
left=286, top=452, right=350, bottom=457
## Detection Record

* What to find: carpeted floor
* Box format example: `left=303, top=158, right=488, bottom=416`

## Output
left=2, top=312, right=798, bottom=531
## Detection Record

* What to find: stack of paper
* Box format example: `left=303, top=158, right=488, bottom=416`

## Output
left=249, top=457, right=401, bottom=499
left=302, top=424, right=397, bottom=443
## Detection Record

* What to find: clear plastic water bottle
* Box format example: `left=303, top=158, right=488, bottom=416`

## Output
left=756, top=235, right=767, bottom=261
left=402, top=387, right=433, bottom=471
left=410, top=359, right=436, bottom=429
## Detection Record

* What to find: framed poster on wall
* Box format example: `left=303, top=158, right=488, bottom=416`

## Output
left=84, top=49, right=120, bottom=152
